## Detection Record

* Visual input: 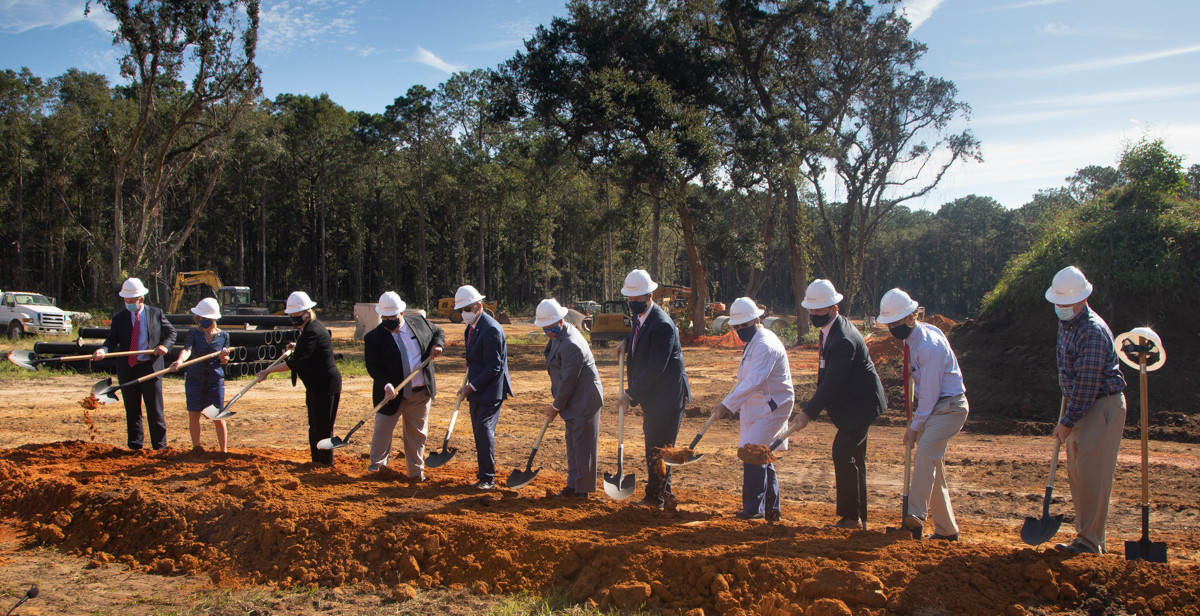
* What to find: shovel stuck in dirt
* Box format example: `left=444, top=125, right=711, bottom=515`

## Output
left=1117, top=330, right=1168, bottom=563
left=91, top=349, right=236, bottom=404
left=202, top=349, right=292, bottom=420
left=317, top=357, right=432, bottom=451
left=665, top=385, right=736, bottom=467
left=603, top=354, right=636, bottom=500
left=886, top=367, right=921, bottom=539
left=8, top=349, right=145, bottom=371
left=507, top=416, right=552, bottom=489
left=1020, top=398, right=1067, bottom=547
left=425, top=373, right=470, bottom=468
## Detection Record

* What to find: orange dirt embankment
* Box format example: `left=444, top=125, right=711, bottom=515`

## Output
left=867, top=315, right=958, bottom=363
left=2, top=441, right=1199, bottom=616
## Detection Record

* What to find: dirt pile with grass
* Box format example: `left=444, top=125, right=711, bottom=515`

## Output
left=4, top=440, right=1198, bottom=615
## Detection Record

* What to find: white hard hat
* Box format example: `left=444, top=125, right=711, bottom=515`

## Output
left=620, top=269, right=658, bottom=297
left=727, top=297, right=764, bottom=326
left=1114, top=327, right=1167, bottom=372
left=119, top=277, right=149, bottom=298
left=190, top=298, right=222, bottom=320
left=1045, top=266, right=1093, bottom=305
left=453, top=285, right=486, bottom=310
left=284, top=291, right=317, bottom=314
left=533, top=298, right=569, bottom=327
left=877, top=288, right=919, bottom=325
left=800, top=279, right=843, bottom=310
left=375, top=291, right=406, bottom=316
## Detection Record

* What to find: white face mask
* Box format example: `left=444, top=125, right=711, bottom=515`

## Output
left=462, top=310, right=479, bottom=326
left=1055, top=305, right=1076, bottom=321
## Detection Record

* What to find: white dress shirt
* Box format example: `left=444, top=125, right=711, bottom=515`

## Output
left=904, top=322, right=966, bottom=431
left=393, top=319, right=424, bottom=387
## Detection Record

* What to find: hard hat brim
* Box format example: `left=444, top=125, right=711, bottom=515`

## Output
left=533, top=307, right=569, bottom=328
left=453, top=295, right=485, bottom=310
left=190, top=306, right=222, bottom=320
left=876, top=299, right=919, bottom=325
left=119, top=288, right=148, bottom=298
left=1044, top=282, right=1093, bottom=305
left=801, top=292, right=843, bottom=310
left=620, top=280, right=658, bottom=297
left=727, top=306, right=765, bottom=326
left=375, top=304, right=406, bottom=316
left=285, top=301, right=317, bottom=314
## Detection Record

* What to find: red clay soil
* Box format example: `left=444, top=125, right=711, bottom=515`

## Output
left=658, top=446, right=694, bottom=465
left=2, top=441, right=1200, bottom=615
left=737, top=444, right=778, bottom=465
left=866, top=315, right=959, bottom=364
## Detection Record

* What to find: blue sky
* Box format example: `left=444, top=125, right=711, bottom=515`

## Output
left=2, top=0, right=1197, bottom=209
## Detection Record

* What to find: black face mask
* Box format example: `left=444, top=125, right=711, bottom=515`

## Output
left=628, top=300, right=648, bottom=315
left=889, top=322, right=914, bottom=340
left=382, top=317, right=400, bottom=332
left=290, top=314, right=306, bottom=326
left=809, top=312, right=831, bottom=328
left=735, top=326, right=757, bottom=344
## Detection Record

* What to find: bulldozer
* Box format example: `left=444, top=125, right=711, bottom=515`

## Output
left=168, top=271, right=275, bottom=316
left=435, top=297, right=511, bottom=324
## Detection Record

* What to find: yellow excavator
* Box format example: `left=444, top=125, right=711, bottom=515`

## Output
left=434, top=297, right=511, bottom=324
left=168, top=271, right=275, bottom=315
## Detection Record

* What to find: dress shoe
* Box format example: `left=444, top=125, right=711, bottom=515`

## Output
left=638, top=496, right=665, bottom=509
left=407, top=474, right=425, bottom=483
left=928, top=532, right=959, bottom=542
left=557, top=487, right=577, bottom=497
left=573, top=493, right=590, bottom=500
left=1054, top=539, right=1098, bottom=554
left=735, top=510, right=765, bottom=520
left=473, top=479, right=495, bottom=490
left=765, top=510, right=781, bottom=522
left=827, top=517, right=864, bottom=530
left=903, top=515, right=924, bottom=532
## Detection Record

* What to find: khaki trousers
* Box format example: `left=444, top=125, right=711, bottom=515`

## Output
left=909, top=394, right=969, bottom=536
left=368, top=390, right=432, bottom=477
left=1065, top=393, right=1126, bottom=553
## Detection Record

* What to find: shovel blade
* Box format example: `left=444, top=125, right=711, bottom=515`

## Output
left=602, top=473, right=636, bottom=500
left=6, top=350, right=38, bottom=371
left=1020, top=514, right=1064, bottom=546
left=424, top=448, right=456, bottom=468
left=317, top=437, right=345, bottom=451
left=202, top=404, right=236, bottom=420
left=664, top=453, right=704, bottom=467
left=1124, top=539, right=1168, bottom=563
left=506, top=467, right=540, bottom=490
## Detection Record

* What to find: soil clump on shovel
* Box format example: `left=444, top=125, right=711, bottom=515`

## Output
left=656, top=446, right=693, bottom=465
left=737, top=444, right=777, bottom=465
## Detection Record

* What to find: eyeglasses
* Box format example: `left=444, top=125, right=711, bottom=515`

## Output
left=732, top=321, right=755, bottom=330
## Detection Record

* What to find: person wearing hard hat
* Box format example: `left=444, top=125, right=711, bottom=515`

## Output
left=256, top=291, right=343, bottom=465
left=454, top=285, right=513, bottom=490
left=363, top=292, right=445, bottom=480
left=787, top=279, right=886, bottom=529
left=169, top=298, right=233, bottom=453
left=1046, top=265, right=1127, bottom=555
left=92, top=278, right=177, bottom=450
left=615, top=269, right=691, bottom=509
left=537, top=298, right=604, bottom=498
left=712, top=297, right=793, bottom=521
left=877, top=288, right=968, bottom=540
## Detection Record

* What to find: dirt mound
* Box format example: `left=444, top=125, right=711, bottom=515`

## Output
left=4, top=441, right=1200, bottom=616
left=687, top=330, right=744, bottom=348
left=867, top=315, right=958, bottom=364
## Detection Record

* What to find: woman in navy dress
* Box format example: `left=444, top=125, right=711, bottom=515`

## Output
left=171, top=298, right=232, bottom=452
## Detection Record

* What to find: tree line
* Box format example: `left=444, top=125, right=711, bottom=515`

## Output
left=2, top=0, right=1197, bottom=332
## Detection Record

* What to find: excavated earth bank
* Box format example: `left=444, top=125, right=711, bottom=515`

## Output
left=3, top=441, right=1198, bottom=616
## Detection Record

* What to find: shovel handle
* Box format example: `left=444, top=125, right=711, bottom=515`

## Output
left=48, top=350, right=149, bottom=363
left=222, top=349, right=292, bottom=410
left=1139, top=341, right=1150, bottom=505
left=1046, top=398, right=1066, bottom=489
left=686, top=409, right=721, bottom=450
left=525, top=416, right=553, bottom=470
left=141, top=349, right=231, bottom=383
left=439, top=373, right=471, bottom=449
left=616, top=354, right=626, bottom=445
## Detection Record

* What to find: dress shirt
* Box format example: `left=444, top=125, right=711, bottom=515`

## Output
left=133, top=306, right=150, bottom=361
left=393, top=319, right=424, bottom=387
left=904, top=322, right=966, bottom=431
left=1057, top=305, right=1126, bottom=427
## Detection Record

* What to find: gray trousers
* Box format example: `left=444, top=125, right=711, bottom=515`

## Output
left=1065, top=393, right=1127, bottom=553
left=368, top=389, right=431, bottom=477
left=563, top=409, right=601, bottom=493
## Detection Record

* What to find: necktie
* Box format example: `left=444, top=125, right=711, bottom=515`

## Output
left=818, top=330, right=824, bottom=363
left=631, top=317, right=641, bottom=353
left=129, top=310, right=141, bottom=367
left=465, top=324, right=474, bottom=348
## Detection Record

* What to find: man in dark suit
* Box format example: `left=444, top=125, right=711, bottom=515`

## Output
left=454, top=285, right=513, bottom=490
left=364, top=291, right=445, bottom=480
left=615, top=269, right=691, bottom=508
left=537, top=298, right=604, bottom=498
left=790, top=279, right=886, bottom=529
left=92, top=277, right=177, bottom=450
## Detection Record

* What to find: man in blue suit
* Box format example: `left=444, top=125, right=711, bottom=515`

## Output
left=454, top=285, right=513, bottom=490
left=616, top=269, right=691, bottom=509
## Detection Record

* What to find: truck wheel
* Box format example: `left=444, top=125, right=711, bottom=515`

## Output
left=7, top=321, right=23, bottom=341
left=450, top=311, right=463, bottom=324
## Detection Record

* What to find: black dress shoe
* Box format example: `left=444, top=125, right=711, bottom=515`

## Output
left=473, top=479, right=495, bottom=490
left=827, top=517, right=864, bottom=530
left=574, top=493, right=590, bottom=500
left=638, top=497, right=665, bottom=509
left=557, top=487, right=577, bottom=497
left=928, top=532, right=959, bottom=542
left=765, top=510, right=781, bottom=522
left=735, top=510, right=765, bottom=520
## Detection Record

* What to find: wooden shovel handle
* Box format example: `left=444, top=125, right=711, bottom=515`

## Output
left=56, top=350, right=147, bottom=362
left=137, top=349, right=233, bottom=384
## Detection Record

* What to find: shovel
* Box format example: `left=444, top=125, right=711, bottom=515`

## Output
left=91, top=349, right=235, bottom=403
left=666, top=383, right=738, bottom=467
left=506, top=415, right=552, bottom=489
left=8, top=349, right=146, bottom=371
left=425, top=373, right=470, bottom=468
left=201, top=349, right=292, bottom=420
left=603, top=354, right=636, bottom=500
left=1020, top=398, right=1067, bottom=546
left=887, top=369, right=921, bottom=539
left=1124, top=335, right=1168, bottom=562
left=317, top=357, right=433, bottom=450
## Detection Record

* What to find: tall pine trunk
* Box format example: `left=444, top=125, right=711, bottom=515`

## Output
left=785, top=181, right=811, bottom=340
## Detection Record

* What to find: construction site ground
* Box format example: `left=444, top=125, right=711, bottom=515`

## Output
left=0, top=319, right=1197, bottom=615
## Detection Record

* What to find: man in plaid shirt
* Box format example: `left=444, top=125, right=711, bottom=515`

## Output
left=1046, top=266, right=1127, bottom=555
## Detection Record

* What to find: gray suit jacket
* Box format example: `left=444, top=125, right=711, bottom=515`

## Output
left=545, top=323, right=604, bottom=419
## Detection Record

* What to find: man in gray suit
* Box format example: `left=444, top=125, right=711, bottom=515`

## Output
left=537, top=298, right=604, bottom=498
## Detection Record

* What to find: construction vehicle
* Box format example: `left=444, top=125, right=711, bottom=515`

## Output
left=589, top=300, right=632, bottom=347
left=435, top=297, right=511, bottom=324
left=0, top=290, right=73, bottom=340
left=168, top=271, right=273, bottom=316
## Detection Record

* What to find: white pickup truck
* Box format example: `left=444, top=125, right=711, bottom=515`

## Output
left=0, top=290, right=73, bottom=340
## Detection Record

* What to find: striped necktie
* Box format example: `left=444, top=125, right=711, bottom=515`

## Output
left=129, top=310, right=140, bottom=367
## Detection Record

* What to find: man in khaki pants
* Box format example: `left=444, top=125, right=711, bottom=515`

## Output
left=1046, top=266, right=1127, bottom=554
left=877, top=289, right=968, bottom=540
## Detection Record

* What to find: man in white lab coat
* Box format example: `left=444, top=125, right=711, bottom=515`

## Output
left=712, top=297, right=794, bottom=521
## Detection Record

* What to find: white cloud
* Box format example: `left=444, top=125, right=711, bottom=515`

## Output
left=0, top=0, right=115, bottom=34
left=968, top=43, right=1200, bottom=79
left=988, top=0, right=1067, bottom=11
left=900, top=0, right=945, bottom=31
left=1000, top=84, right=1200, bottom=109
left=259, top=0, right=356, bottom=54
left=413, top=47, right=463, bottom=74
left=1038, top=22, right=1074, bottom=35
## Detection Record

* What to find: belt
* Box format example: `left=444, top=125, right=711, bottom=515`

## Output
left=411, top=385, right=426, bottom=391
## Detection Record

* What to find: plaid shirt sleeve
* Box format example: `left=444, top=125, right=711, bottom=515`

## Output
left=1059, top=315, right=1125, bottom=427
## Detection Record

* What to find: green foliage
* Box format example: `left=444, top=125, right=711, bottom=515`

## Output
left=1113, top=136, right=1189, bottom=211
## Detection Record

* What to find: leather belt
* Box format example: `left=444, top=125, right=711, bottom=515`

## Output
left=411, top=385, right=426, bottom=392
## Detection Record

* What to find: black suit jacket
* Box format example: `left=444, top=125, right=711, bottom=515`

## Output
left=801, top=314, right=886, bottom=430
left=286, top=319, right=341, bottom=393
left=624, top=303, right=691, bottom=412
left=464, top=311, right=513, bottom=403
left=364, top=314, right=446, bottom=416
left=103, top=305, right=177, bottom=376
